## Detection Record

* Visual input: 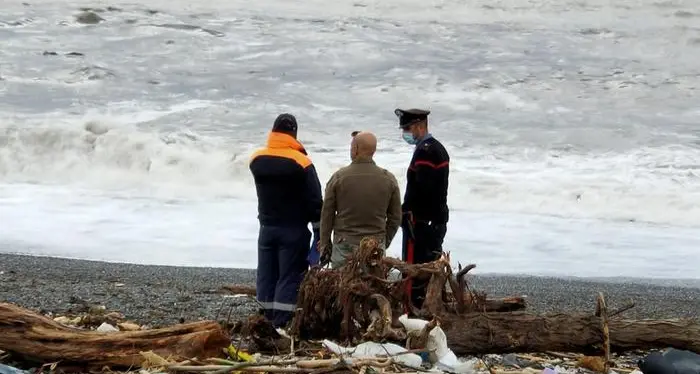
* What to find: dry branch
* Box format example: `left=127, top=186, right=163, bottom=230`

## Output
left=220, top=284, right=257, bottom=296
left=0, top=302, right=230, bottom=369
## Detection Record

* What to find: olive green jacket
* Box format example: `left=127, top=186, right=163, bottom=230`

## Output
left=319, top=158, right=402, bottom=255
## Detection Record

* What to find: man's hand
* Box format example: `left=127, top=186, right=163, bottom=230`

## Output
left=319, top=244, right=331, bottom=265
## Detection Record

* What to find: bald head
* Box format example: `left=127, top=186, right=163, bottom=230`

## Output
left=351, top=131, right=377, bottom=160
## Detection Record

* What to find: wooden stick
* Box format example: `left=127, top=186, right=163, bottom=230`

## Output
left=490, top=369, right=541, bottom=374
left=598, top=293, right=611, bottom=374
left=169, top=364, right=313, bottom=373
left=609, top=301, right=636, bottom=318
left=296, top=359, right=341, bottom=369
left=545, top=351, right=582, bottom=359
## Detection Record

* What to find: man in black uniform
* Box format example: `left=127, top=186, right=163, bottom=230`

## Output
left=395, top=108, right=450, bottom=311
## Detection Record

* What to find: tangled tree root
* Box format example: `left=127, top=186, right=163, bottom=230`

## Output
left=290, top=237, right=526, bottom=342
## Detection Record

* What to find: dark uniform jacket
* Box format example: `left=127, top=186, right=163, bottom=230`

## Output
left=319, top=158, right=402, bottom=249
left=249, top=131, right=322, bottom=228
left=403, top=134, right=449, bottom=223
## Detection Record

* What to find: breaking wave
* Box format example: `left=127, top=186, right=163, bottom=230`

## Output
left=0, top=119, right=699, bottom=227
left=0, top=120, right=257, bottom=198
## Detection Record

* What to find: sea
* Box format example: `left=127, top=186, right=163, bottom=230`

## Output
left=1, top=0, right=699, bottom=280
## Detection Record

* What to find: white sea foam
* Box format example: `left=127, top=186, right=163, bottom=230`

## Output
left=0, top=0, right=698, bottom=277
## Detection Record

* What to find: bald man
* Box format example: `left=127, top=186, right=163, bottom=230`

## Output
left=319, top=131, right=402, bottom=268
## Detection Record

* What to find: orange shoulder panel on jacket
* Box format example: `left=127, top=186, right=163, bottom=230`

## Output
left=250, top=147, right=312, bottom=168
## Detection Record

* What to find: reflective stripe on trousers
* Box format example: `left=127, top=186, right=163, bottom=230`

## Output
left=257, top=301, right=297, bottom=312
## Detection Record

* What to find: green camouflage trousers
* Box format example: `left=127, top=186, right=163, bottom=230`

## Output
left=330, top=241, right=386, bottom=269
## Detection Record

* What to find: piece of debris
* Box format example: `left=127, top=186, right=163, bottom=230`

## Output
left=117, top=322, right=141, bottom=331
left=96, top=322, right=118, bottom=332
left=75, top=11, right=104, bottom=24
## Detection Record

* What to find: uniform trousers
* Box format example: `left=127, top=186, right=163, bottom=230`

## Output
left=256, top=224, right=310, bottom=327
left=401, top=220, right=447, bottom=310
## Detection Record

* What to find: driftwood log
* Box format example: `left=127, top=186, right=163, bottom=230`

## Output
left=0, top=302, right=230, bottom=369
left=443, top=311, right=700, bottom=355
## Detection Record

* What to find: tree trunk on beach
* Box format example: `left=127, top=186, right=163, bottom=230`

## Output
left=442, top=311, right=700, bottom=355
left=0, top=302, right=230, bottom=369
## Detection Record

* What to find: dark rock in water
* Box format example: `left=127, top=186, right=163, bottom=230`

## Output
left=42, top=51, right=58, bottom=56
left=75, top=11, right=104, bottom=24
left=674, top=10, right=695, bottom=18
left=165, top=40, right=175, bottom=44
left=580, top=27, right=611, bottom=35
left=155, top=23, right=199, bottom=31
left=639, top=348, right=700, bottom=374
left=69, top=65, right=116, bottom=81
left=65, top=52, right=84, bottom=57
left=79, top=7, right=105, bottom=12
left=84, top=121, right=110, bottom=135
left=4, top=18, right=34, bottom=27
left=151, top=23, right=225, bottom=37
left=147, top=80, right=160, bottom=85
left=106, top=6, right=122, bottom=12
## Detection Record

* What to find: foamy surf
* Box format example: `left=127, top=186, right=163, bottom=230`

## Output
left=1, top=116, right=698, bottom=226
left=1, top=0, right=698, bottom=278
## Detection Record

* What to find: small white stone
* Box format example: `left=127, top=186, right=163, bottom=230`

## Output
left=96, top=322, right=119, bottom=332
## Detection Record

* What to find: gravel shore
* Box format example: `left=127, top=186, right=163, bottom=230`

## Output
left=1, top=253, right=698, bottom=327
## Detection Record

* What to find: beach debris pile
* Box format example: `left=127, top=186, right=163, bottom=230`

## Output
left=2, top=338, right=689, bottom=374
left=2, top=238, right=700, bottom=373
left=220, top=238, right=698, bottom=359
left=49, top=302, right=144, bottom=333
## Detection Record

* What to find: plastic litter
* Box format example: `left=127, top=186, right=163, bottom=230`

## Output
left=398, top=314, right=476, bottom=374
left=96, top=322, right=119, bottom=332
left=0, top=364, right=28, bottom=374
left=322, top=340, right=423, bottom=368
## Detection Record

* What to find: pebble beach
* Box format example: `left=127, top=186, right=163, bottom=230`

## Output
left=1, top=253, right=698, bottom=328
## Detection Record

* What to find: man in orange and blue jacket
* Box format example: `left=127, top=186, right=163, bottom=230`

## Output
left=249, top=113, right=323, bottom=328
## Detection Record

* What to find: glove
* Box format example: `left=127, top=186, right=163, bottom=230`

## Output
left=307, top=229, right=321, bottom=266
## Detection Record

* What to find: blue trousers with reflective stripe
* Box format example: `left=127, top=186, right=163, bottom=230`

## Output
left=256, top=224, right=310, bottom=328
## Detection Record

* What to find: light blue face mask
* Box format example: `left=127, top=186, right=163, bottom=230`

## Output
left=402, top=131, right=417, bottom=145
